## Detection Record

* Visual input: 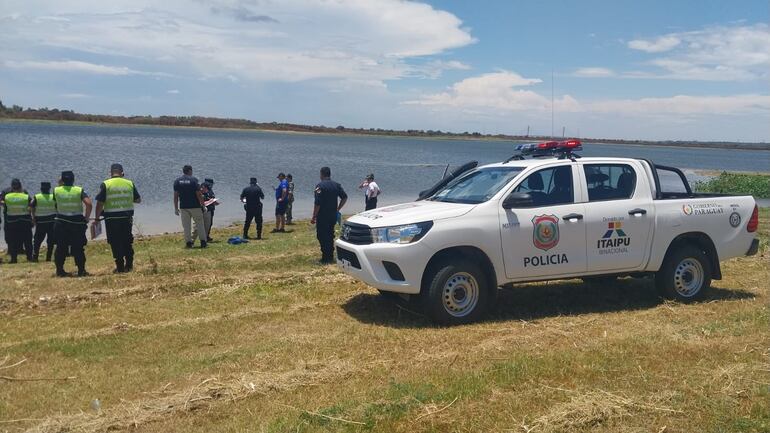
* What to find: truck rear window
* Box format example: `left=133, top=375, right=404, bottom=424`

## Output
left=583, top=164, right=636, bottom=201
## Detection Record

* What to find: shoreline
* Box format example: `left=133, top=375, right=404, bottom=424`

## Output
left=2, top=118, right=769, bottom=151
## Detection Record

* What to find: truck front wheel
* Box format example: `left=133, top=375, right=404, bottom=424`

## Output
left=655, top=245, right=712, bottom=302
left=423, top=260, right=488, bottom=325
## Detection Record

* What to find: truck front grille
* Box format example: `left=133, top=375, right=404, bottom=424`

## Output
left=340, top=222, right=372, bottom=245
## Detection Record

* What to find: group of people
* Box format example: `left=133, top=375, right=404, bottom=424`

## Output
left=235, top=167, right=350, bottom=263
left=0, top=164, right=140, bottom=276
left=1, top=163, right=377, bottom=272
left=172, top=165, right=219, bottom=248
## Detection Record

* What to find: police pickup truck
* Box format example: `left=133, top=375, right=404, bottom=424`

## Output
left=335, top=140, right=760, bottom=325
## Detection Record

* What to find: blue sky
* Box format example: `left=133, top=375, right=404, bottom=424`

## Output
left=1, top=0, right=768, bottom=141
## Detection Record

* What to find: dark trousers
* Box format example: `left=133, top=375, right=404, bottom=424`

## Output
left=54, top=221, right=87, bottom=272
left=244, top=205, right=263, bottom=238
left=33, top=221, right=55, bottom=261
left=365, top=197, right=378, bottom=210
left=316, top=218, right=336, bottom=261
left=5, top=221, right=33, bottom=261
left=205, top=208, right=214, bottom=239
left=105, top=217, right=134, bottom=270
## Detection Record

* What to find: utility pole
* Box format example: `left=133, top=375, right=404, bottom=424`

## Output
left=551, top=68, right=554, bottom=138
left=562, top=126, right=565, bottom=137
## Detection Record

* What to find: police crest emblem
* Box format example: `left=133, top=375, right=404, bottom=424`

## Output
left=532, top=214, right=560, bottom=251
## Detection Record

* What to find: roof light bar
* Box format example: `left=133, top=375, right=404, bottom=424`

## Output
left=514, top=139, right=582, bottom=156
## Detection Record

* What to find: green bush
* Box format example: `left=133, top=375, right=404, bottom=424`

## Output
left=694, top=172, right=770, bottom=198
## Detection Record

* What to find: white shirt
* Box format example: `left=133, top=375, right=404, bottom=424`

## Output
left=366, top=181, right=380, bottom=199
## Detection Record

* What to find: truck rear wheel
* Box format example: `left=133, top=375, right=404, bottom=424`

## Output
left=655, top=245, right=712, bottom=302
left=423, top=260, right=488, bottom=325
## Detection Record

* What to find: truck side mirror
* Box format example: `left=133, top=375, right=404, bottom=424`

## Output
left=503, top=192, right=532, bottom=209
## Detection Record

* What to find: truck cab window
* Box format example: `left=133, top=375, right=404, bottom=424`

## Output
left=583, top=164, right=636, bottom=201
left=513, top=166, right=574, bottom=206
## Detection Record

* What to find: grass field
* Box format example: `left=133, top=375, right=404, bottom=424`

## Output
left=1, top=210, right=768, bottom=433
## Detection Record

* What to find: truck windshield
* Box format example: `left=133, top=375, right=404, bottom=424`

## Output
left=429, top=167, right=523, bottom=204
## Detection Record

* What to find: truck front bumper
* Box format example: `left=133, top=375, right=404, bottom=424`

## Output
left=746, top=238, right=759, bottom=256
left=334, top=239, right=431, bottom=294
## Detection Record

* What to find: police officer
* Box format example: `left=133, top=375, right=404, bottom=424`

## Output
left=95, top=163, right=141, bottom=273
left=241, top=177, right=265, bottom=239
left=311, top=167, right=347, bottom=264
left=203, top=178, right=216, bottom=241
left=31, top=182, right=57, bottom=262
left=54, top=171, right=92, bottom=277
left=1, top=179, right=33, bottom=263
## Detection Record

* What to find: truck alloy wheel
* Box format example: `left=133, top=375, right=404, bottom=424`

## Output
left=423, top=260, right=488, bottom=325
left=656, top=245, right=712, bottom=302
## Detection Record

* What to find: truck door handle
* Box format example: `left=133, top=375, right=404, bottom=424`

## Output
left=562, top=213, right=583, bottom=221
left=628, top=208, right=647, bottom=216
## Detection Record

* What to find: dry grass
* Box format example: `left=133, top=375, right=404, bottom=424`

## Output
left=1, top=211, right=769, bottom=433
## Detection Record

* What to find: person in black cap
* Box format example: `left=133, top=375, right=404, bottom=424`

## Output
left=272, top=172, right=289, bottom=233
left=240, top=177, right=265, bottom=239
left=286, top=174, right=295, bottom=225
left=95, top=163, right=141, bottom=273
left=201, top=181, right=218, bottom=242
left=358, top=173, right=380, bottom=210
left=31, top=181, right=57, bottom=262
left=203, top=178, right=216, bottom=241
left=53, top=170, right=92, bottom=277
left=311, top=167, right=347, bottom=264
left=1, top=179, right=33, bottom=263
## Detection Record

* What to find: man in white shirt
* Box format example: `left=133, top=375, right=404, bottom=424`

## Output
left=358, top=173, right=380, bottom=210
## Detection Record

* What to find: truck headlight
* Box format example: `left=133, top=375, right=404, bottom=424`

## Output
left=370, top=221, right=433, bottom=244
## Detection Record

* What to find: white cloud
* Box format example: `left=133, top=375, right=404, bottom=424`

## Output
left=409, top=60, right=471, bottom=79
left=167, top=89, right=180, bottom=94
left=0, top=0, right=475, bottom=84
left=626, top=24, right=770, bottom=81
left=628, top=35, right=681, bottom=53
left=59, top=93, right=90, bottom=98
left=3, top=60, right=157, bottom=76
left=589, top=94, right=770, bottom=116
left=406, top=71, right=770, bottom=119
left=404, top=70, right=581, bottom=112
left=573, top=67, right=615, bottom=77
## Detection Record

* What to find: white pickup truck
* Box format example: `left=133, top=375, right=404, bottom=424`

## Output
left=335, top=141, right=760, bottom=325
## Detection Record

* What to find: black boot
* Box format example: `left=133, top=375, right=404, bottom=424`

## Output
left=114, top=260, right=125, bottom=274
left=125, top=256, right=133, bottom=272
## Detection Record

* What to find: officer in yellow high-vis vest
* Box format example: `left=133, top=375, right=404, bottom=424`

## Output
left=95, top=163, right=141, bottom=273
left=54, top=170, right=92, bottom=277
left=1, top=178, right=33, bottom=263
left=31, top=181, right=56, bottom=262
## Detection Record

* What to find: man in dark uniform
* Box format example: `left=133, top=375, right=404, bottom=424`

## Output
left=1, top=179, right=33, bottom=263
left=311, top=167, right=347, bottom=264
left=201, top=181, right=217, bottom=242
left=241, top=177, right=265, bottom=239
left=203, top=178, right=215, bottom=241
left=53, top=171, right=92, bottom=277
left=31, top=181, right=57, bottom=262
left=95, top=163, right=141, bottom=273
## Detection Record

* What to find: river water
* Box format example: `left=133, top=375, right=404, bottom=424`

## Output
left=1, top=121, right=768, bottom=243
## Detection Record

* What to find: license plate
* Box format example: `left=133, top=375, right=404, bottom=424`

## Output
left=340, top=259, right=351, bottom=270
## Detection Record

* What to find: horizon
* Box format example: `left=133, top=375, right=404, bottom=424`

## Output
left=1, top=0, right=769, bottom=142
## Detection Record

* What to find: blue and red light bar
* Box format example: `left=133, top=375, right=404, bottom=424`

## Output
left=515, top=139, right=582, bottom=155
